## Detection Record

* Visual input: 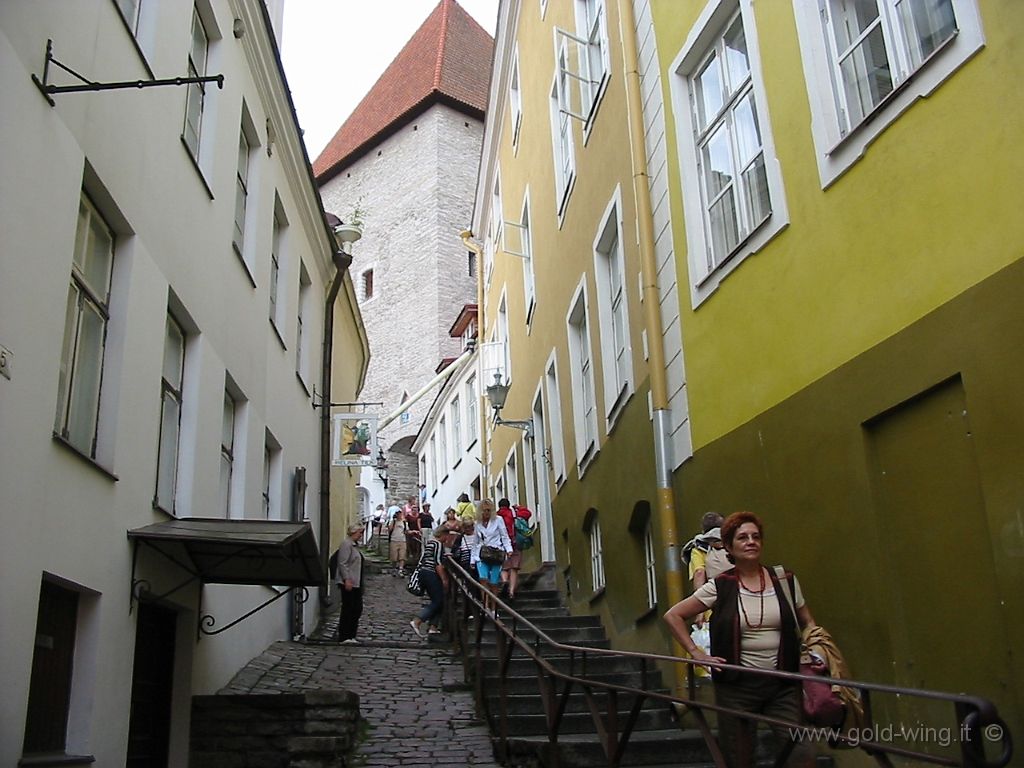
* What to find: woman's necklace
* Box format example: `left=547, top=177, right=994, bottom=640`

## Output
left=737, top=567, right=766, bottom=629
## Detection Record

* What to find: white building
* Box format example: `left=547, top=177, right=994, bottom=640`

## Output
left=314, top=0, right=492, bottom=516
left=0, top=1, right=367, bottom=764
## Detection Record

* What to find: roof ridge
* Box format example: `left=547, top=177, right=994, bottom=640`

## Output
left=434, top=0, right=449, bottom=91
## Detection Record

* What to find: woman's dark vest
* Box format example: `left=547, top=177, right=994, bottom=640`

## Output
left=708, top=567, right=800, bottom=682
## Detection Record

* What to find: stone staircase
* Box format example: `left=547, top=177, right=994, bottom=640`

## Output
left=466, top=568, right=720, bottom=767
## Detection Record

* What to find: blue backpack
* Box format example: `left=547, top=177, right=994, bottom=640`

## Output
left=514, top=515, right=535, bottom=551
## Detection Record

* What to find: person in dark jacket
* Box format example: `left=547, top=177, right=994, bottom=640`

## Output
left=663, top=511, right=817, bottom=767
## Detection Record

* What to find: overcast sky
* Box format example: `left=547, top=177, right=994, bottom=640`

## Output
left=281, top=0, right=499, bottom=162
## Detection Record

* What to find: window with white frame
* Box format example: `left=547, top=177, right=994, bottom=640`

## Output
left=55, top=194, right=115, bottom=458
left=269, top=208, right=283, bottom=329
left=296, top=262, right=311, bottom=385
left=510, top=47, right=523, bottom=149
left=439, top=416, right=448, bottom=479
left=451, top=397, right=462, bottom=457
left=156, top=315, right=185, bottom=512
left=670, top=0, right=788, bottom=306
left=262, top=444, right=272, bottom=518
left=183, top=7, right=210, bottom=158
left=219, top=390, right=237, bottom=517
left=429, top=435, right=438, bottom=490
left=549, top=67, right=577, bottom=216
left=589, top=515, right=605, bottom=592
left=116, top=0, right=142, bottom=35
left=566, top=284, right=598, bottom=469
left=505, top=450, right=520, bottom=506
left=466, top=376, right=479, bottom=446
left=503, top=191, right=536, bottom=321
left=263, top=436, right=281, bottom=519
left=233, top=128, right=252, bottom=256
left=791, top=0, right=984, bottom=186
left=468, top=249, right=477, bottom=278
left=554, top=0, right=611, bottom=128
left=643, top=523, right=657, bottom=610
left=544, top=354, right=567, bottom=484
left=497, top=293, right=512, bottom=384
left=593, top=193, right=631, bottom=422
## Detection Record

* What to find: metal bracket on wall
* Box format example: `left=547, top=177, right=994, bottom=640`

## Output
left=31, top=38, right=224, bottom=107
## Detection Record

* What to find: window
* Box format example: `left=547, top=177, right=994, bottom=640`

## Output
left=791, top=0, right=984, bottom=186
left=486, top=173, right=503, bottom=284
left=549, top=68, right=577, bottom=216
left=219, top=391, right=236, bottom=517
left=589, top=515, right=605, bottom=592
left=566, top=283, right=598, bottom=470
left=644, top=523, right=657, bottom=610
left=439, top=417, right=448, bottom=479
left=183, top=7, right=210, bottom=157
left=509, top=47, right=523, bottom=149
left=156, top=315, right=185, bottom=512
left=466, top=376, right=479, bottom=446
left=554, top=0, right=611, bottom=129
left=544, top=353, right=567, bottom=485
left=451, top=397, right=462, bottom=456
left=593, top=191, right=632, bottom=423
left=233, top=129, right=251, bottom=255
left=55, top=194, right=115, bottom=458
left=269, top=209, right=284, bottom=329
left=468, top=250, right=477, bottom=278
left=505, top=451, right=519, bottom=507
left=296, top=262, right=311, bottom=385
left=497, top=292, right=512, bottom=384
left=116, top=0, right=142, bottom=35
left=263, top=435, right=281, bottom=519
left=361, top=268, right=374, bottom=301
left=429, top=435, right=438, bottom=491
left=23, top=581, right=79, bottom=755
left=670, top=0, right=788, bottom=306
left=503, top=191, right=536, bottom=322
left=262, top=444, right=271, bottom=517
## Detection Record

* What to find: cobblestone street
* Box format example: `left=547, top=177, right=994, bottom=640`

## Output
left=220, top=564, right=501, bottom=767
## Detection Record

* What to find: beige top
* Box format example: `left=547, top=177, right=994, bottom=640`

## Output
left=693, top=574, right=805, bottom=670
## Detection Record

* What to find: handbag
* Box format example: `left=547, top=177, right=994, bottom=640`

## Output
left=479, top=545, right=505, bottom=565
left=407, top=567, right=424, bottom=597
left=774, top=566, right=848, bottom=727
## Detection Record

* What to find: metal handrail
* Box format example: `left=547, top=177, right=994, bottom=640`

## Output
left=440, top=556, right=1012, bottom=768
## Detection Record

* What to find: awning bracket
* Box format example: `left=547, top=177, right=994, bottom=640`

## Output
left=32, top=38, right=224, bottom=107
left=198, top=585, right=311, bottom=639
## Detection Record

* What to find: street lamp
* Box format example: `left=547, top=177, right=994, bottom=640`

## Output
left=374, top=449, right=389, bottom=489
left=485, top=372, right=533, bottom=439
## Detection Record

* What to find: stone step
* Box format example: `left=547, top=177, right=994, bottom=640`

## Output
left=484, top=614, right=602, bottom=630
left=486, top=689, right=673, bottom=717
left=480, top=651, right=646, bottom=678
left=496, top=705, right=677, bottom=736
left=481, top=668, right=660, bottom=695
left=474, top=625, right=610, bottom=646
left=505, top=728, right=715, bottom=767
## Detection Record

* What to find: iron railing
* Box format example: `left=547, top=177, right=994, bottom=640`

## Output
left=440, top=557, right=1012, bottom=768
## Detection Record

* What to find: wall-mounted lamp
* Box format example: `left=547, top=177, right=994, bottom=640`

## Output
left=374, top=449, right=389, bottom=488
left=485, top=372, right=533, bottom=439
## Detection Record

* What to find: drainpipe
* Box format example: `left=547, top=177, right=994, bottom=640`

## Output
left=460, top=230, right=487, bottom=488
left=319, top=217, right=353, bottom=606
left=616, top=0, right=687, bottom=678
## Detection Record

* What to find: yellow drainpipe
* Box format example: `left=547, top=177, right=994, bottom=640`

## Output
left=616, top=0, right=688, bottom=690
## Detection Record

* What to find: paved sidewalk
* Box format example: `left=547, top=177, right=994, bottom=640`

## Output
left=221, top=567, right=501, bottom=767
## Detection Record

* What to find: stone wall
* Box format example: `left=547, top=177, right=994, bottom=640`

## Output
left=190, top=690, right=359, bottom=768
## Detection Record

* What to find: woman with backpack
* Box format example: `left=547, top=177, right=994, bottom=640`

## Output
left=496, top=498, right=532, bottom=601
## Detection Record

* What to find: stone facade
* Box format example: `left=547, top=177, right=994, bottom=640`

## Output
left=320, top=104, right=482, bottom=506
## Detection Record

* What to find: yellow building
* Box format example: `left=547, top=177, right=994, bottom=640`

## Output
left=649, top=0, right=1022, bottom=737
left=473, top=0, right=693, bottom=651
left=478, top=0, right=1022, bottom=743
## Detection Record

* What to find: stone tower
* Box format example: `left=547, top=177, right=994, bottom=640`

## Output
left=315, top=0, right=492, bottom=512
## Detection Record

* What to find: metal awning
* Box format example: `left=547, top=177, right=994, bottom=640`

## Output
left=127, top=518, right=324, bottom=587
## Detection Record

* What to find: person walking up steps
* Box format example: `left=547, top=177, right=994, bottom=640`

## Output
left=410, top=524, right=460, bottom=638
left=388, top=508, right=409, bottom=576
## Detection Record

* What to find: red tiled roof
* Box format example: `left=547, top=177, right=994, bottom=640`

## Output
left=313, top=0, right=494, bottom=181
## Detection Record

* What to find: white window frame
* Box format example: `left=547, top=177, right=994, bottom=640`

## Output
left=643, top=523, right=657, bottom=610
left=497, top=289, right=512, bottom=385
left=219, top=389, right=239, bottom=518
left=509, top=46, right=523, bottom=150
left=439, top=416, right=448, bottom=480
left=429, top=434, right=438, bottom=491
left=155, top=314, right=185, bottom=513
left=269, top=208, right=284, bottom=331
left=592, top=188, right=633, bottom=428
left=505, top=448, right=519, bottom=506
left=589, top=516, right=606, bottom=592
left=262, top=443, right=272, bottom=518
left=55, top=194, right=115, bottom=459
left=466, top=376, right=479, bottom=447
left=183, top=6, right=210, bottom=158
left=792, top=0, right=984, bottom=188
left=451, top=396, right=462, bottom=459
left=296, top=262, right=311, bottom=387
left=116, top=0, right=142, bottom=35
left=565, top=280, right=599, bottom=475
left=669, top=0, right=789, bottom=308
left=544, top=350, right=567, bottom=487
left=549, top=67, right=577, bottom=219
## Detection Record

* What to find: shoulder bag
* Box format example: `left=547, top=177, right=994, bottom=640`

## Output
left=480, top=545, right=505, bottom=566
